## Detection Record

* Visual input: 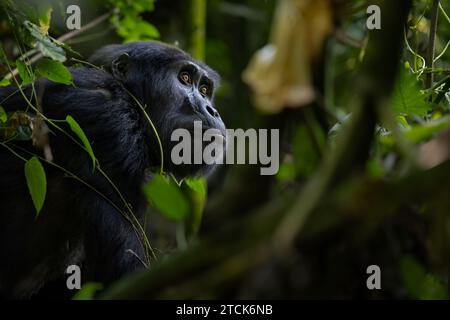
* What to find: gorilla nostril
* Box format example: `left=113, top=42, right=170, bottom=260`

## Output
left=206, top=105, right=218, bottom=118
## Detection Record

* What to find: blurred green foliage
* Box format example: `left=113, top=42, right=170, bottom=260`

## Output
left=0, top=0, right=449, bottom=299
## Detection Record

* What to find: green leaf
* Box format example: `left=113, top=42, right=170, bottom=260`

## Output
left=293, top=125, right=323, bottom=177
left=0, top=78, right=10, bottom=87
left=400, top=256, right=447, bottom=300
left=66, top=115, right=96, bottom=170
left=72, top=282, right=103, bottom=300
left=37, top=58, right=73, bottom=85
left=143, top=174, right=189, bottom=222
left=183, top=177, right=207, bottom=200
left=16, top=59, right=34, bottom=85
left=24, top=156, right=47, bottom=217
left=276, top=162, right=296, bottom=182
left=391, top=68, right=431, bottom=117
left=0, top=106, right=7, bottom=123
left=24, top=20, right=66, bottom=62
left=114, top=14, right=159, bottom=42
left=380, top=115, right=450, bottom=147
left=182, top=177, right=207, bottom=236
left=38, top=6, right=52, bottom=34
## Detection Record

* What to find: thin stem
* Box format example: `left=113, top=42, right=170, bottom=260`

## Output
left=426, top=0, right=440, bottom=89
left=439, top=2, right=450, bottom=25
left=123, top=86, right=165, bottom=174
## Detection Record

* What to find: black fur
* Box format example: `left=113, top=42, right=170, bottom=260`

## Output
left=0, top=41, right=225, bottom=298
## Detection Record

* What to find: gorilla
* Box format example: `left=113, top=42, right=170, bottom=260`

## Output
left=0, top=41, right=225, bottom=298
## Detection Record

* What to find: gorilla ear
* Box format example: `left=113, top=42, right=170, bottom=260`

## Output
left=111, top=53, right=130, bottom=79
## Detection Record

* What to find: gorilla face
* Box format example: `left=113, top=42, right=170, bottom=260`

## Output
left=159, top=60, right=226, bottom=177
left=89, top=41, right=226, bottom=177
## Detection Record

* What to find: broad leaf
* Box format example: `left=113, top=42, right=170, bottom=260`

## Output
left=143, top=174, right=189, bottom=222
left=24, top=156, right=47, bottom=217
left=392, top=68, right=430, bottom=117
left=66, top=115, right=96, bottom=170
left=37, top=58, right=73, bottom=85
left=24, top=20, right=66, bottom=62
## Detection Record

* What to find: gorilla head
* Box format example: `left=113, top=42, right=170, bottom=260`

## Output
left=89, top=41, right=226, bottom=177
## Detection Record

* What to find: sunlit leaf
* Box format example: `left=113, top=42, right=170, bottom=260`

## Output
left=392, top=68, right=431, bottom=117
left=38, top=6, right=52, bottom=35
left=66, top=115, right=96, bottom=170
left=183, top=177, right=207, bottom=200
left=143, top=174, right=189, bottom=222
left=0, top=78, right=10, bottom=87
left=182, top=177, right=207, bottom=236
left=24, top=156, right=47, bottom=217
left=37, top=58, right=72, bottom=85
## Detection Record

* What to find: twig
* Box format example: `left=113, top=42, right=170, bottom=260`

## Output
left=426, top=0, right=440, bottom=89
left=4, top=11, right=112, bottom=81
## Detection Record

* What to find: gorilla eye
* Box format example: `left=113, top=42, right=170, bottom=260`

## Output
left=199, top=84, right=210, bottom=97
left=179, top=71, right=192, bottom=85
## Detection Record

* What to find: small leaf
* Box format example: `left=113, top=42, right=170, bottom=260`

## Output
left=183, top=177, right=207, bottom=200
left=24, top=156, right=47, bottom=217
left=0, top=106, right=7, bottom=123
left=72, top=282, right=103, bottom=300
left=66, top=115, right=96, bottom=170
left=380, top=115, right=450, bottom=147
left=277, top=161, right=296, bottom=182
left=37, top=58, right=73, bottom=85
left=16, top=60, right=34, bottom=85
left=24, top=20, right=66, bottom=62
left=143, top=174, right=189, bottom=222
left=0, top=78, right=10, bottom=87
left=38, top=6, right=53, bottom=35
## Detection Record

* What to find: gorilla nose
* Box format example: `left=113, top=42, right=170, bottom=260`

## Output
left=199, top=103, right=225, bottom=132
left=205, top=105, right=220, bottom=118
